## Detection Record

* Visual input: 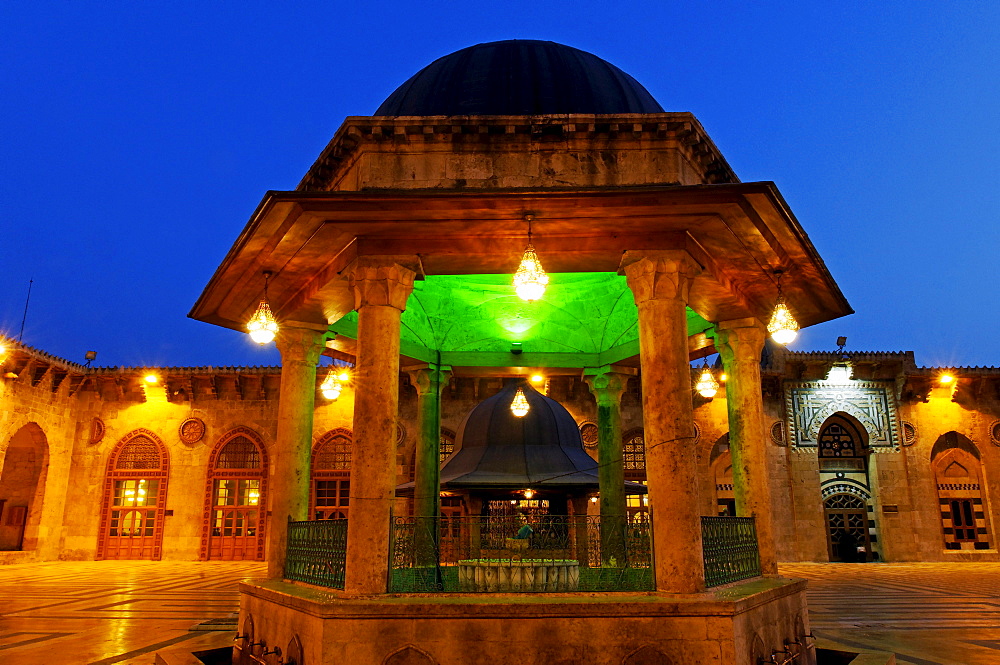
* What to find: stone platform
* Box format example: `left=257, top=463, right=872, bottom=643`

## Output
left=238, top=576, right=813, bottom=665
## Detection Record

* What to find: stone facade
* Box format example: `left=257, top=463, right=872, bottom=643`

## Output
left=2, top=341, right=998, bottom=564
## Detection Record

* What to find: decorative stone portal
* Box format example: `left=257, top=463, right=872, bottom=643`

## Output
left=239, top=577, right=813, bottom=665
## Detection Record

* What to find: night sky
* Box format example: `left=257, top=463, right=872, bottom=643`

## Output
left=2, top=2, right=997, bottom=369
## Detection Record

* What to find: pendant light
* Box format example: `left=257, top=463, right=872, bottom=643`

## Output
left=513, top=214, right=548, bottom=302
left=767, top=270, right=799, bottom=345
left=247, top=271, right=279, bottom=345
left=510, top=387, right=530, bottom=417
left=694, top=362, right=719, bottom=398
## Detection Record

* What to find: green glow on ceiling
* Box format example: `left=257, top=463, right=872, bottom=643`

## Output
left=332, top=273, right=713, bottom=366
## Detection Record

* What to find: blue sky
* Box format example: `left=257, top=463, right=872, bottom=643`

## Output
left=1, top=2, right=997, bottom=368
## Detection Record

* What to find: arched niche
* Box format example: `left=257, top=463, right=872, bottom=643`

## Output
left=931, top=432, right=991, bottom=551
left=98, top=429, right=169, bottom=560
left=311, top=428, right=352, bottom=520
left=201, top=427, right=268, bottom=560
left=0, top=423, right=49, bottom=551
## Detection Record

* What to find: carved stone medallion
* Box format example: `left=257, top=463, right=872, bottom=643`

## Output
left=396, top=423, right=406, bottom=447
left=901, top=421, right=917, bottom=447
left=990, top=420, right=1000, bottom=447
left=579, top=422, right=598, bottom=449
left=179, top=417, right=206, bottom=444
left=770, top=420, right=787, bottom=446
left=89, top=417, right=105, bottom=445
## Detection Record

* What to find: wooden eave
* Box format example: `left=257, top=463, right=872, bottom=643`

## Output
left=189, top=183, right=852, bottom=335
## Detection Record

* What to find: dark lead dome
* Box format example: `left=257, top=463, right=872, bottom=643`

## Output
left=374, top=40, right=664, bottom=116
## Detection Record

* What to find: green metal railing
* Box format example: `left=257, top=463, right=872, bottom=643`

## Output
left=389, top=515, right=653, bottom=593
left=701, top=515, right=761, bottom=587
left=284, top=518, right=348, bottom=589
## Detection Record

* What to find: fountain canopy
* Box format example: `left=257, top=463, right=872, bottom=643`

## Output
left=426, top=380, right=644, bottom=494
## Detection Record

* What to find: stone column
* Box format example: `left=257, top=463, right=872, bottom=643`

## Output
left=714, top=319, right=778, bottom=575
left=584, top=368, right=627, bottom=565
left=268, top=326, right=329, bottom=578
left=408, top=365, right=452, bottom=522
left=408, top=364, right=452, bottom=568
left=344, top=258, right=416, bottom=595
left=622, top=250, right=704, bottom=593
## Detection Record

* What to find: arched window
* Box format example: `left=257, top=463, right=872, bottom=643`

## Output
left=312, top=429, right=352, bottom=520
left=932, top=432, right=992, bottom=551
left=98, top=429, right=169, bottom=560
left=818, top=416, right=867, bottom=458
left=201, top=428, right=267, bottom=560
left=622, top=428, right=646, bottom=478
left=440, top=428, right=456, bottom=465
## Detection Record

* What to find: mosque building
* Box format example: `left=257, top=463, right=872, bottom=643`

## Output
left=2, top=40, right=999, bottom=664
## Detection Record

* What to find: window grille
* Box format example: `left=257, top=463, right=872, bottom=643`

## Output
left=623, top=429, right=645, bottom=471
left=315, top=435, right=351, bottom=470
left=115, top=438, right=161, bottom=470
left=440, top=429, right=456, bottom=464
left=216, top=437, right=261, bottom=469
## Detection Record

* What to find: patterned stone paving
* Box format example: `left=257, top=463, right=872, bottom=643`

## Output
left=0, top=561, right=265, bottom=665
left=1, top=561, right=998, bottom=663
left=782, top=563, right=1000, bottom=665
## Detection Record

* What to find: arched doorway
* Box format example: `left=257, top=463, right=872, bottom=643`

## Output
left=311, top=428, right=352, bottom=520
left=931, top=432, right=992, bottom=551
left=98, top=429, right=169, bottom=560
left=823, top=492, right=871, bottom=562
left=710, top=434, right=735, bottom=516
left=202, top=428, right=267, bottom=560
left=817, top=413, right=874, bottom=561
left=0, top=423, right=48, bottom=551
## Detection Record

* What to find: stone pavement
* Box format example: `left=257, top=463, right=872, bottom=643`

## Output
left=782, top=562, right=1000, bottom=665
left=0, top=560, right=997, bottom=664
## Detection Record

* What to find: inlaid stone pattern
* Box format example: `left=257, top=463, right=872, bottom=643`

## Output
left=785, top=380, right=900, bottom=450
left=179, top=417, right=206, bottom=444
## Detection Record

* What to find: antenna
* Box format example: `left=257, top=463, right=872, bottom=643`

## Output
left=18, top=279, right=33, bottom=343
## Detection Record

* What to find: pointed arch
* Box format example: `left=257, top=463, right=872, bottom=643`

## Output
left=931, top=432, right=991, bottom=550
left=311, top=428, right=352, bottom=520
left=383, top=645, right=437, bottom=665
left=201, top=427, right=268, bottom=560
left=818, top=412, right=869, bottom=459
left=98, top=429, right=169, bottom=560
left=0, top=423, right=49, bottom=552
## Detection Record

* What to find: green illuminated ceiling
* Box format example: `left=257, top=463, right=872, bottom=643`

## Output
left=331, top=273, right=713, bottom=367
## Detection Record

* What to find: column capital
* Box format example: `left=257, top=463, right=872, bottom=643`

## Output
left=275, top=326, right=329, bottom=366
left=620, top=250, right=701, bottom=304
left=407, top=365, right=453, bottom=396
left=346, top=256, right=419, bottom=311
left=583, top=367, right=629, bottom=406
left=712, top=320, right=767, bottom=364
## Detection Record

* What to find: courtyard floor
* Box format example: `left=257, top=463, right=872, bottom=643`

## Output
left=0, top=561, right=998, bottom=664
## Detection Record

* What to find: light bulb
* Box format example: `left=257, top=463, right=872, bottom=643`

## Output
left=695, top=366, right=719, bottom=399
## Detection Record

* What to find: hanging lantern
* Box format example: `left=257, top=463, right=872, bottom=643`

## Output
left=513, top=215, right=548, bottom=302
left=694, top=364, right=719, bottom=398
left=246, top=271, right=279, bottom=345
left=767, top=295, right=799, bottom=345
left=320, top=367, right=342, bottom=401
left=510, top=387, right=530, bottom=417
left=513, top=244, right=549, bottom=301
left=523, top=488, right=535, bottom=500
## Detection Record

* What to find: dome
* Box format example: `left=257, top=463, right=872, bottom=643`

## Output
left=374, top=40, right=664, bottom=116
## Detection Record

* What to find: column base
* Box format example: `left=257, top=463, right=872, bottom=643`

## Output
left=237, top=577, right=814, bottom=665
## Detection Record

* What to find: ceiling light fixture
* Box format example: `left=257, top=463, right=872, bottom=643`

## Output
left=247, top=271, right=279, bottom=345
left=513, top=214, right=548, bottom=302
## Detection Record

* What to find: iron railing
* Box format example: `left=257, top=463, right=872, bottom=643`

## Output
left=701, top=515, right=761, bottom=587
left=284, top=518, right=348, bottom=589
left=389, top=515, right=653, bottom=592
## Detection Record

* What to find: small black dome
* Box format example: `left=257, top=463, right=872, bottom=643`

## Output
left=375, top=40, right=664, bottom=116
